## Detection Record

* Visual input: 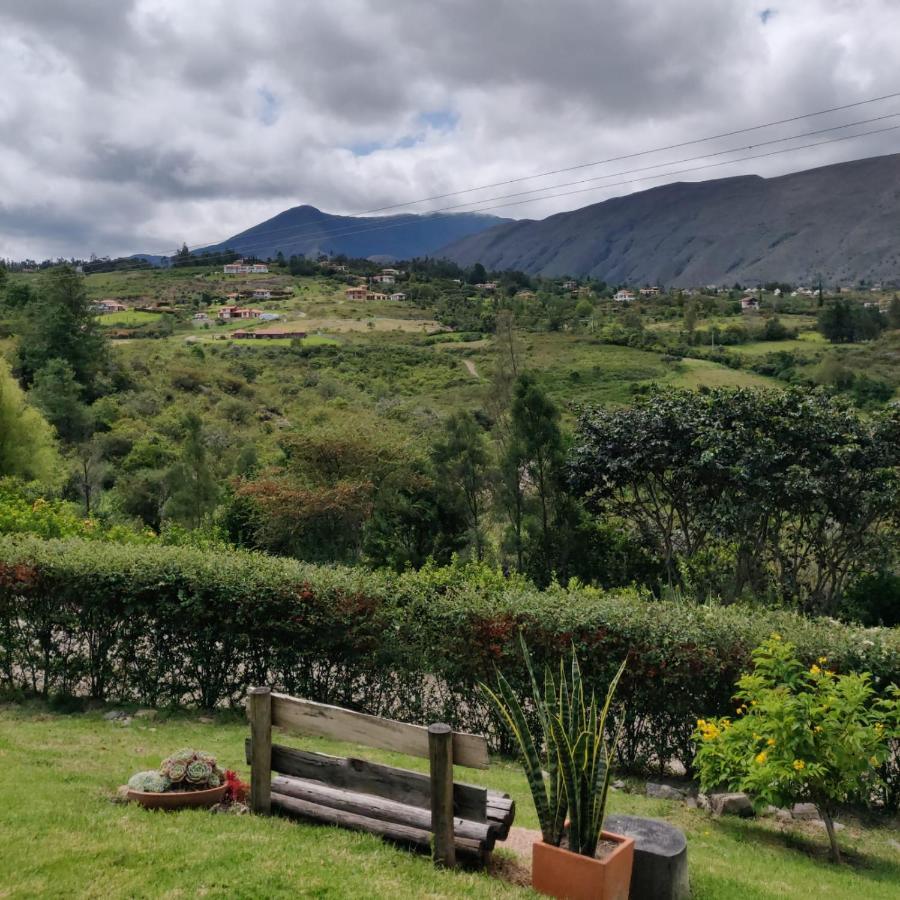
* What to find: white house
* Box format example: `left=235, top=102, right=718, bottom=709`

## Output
left=390, top=292, right=407, bottom=301
left=252, top=289, right=272, bottom=300
left=371, top=274, right=396, bottom=285
left=639, top=287, right=660, bottom=297
left=93, top=299, right=127, bottom=313
left=740, top=295, right=760, bottom=310
left=614, top=289, right=635, bottom=302
left=223, top=259, right=268, bottom=274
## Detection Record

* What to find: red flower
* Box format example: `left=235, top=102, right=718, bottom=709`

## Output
left=224, top=769, right=249, bottom=803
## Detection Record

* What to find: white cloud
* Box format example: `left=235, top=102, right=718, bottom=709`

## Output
left=0, top=0, right=898, bottom=258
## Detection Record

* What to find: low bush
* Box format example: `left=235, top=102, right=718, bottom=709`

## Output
left=0, top=536, right=897, bottom=806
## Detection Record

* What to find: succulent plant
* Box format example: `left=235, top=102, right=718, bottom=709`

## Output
left=127, top=770, right=171, bottom=793
left=158, top=749, right=224, bottom=791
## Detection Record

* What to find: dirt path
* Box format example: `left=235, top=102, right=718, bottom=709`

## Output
left=463, top=359, right=479, bottom=378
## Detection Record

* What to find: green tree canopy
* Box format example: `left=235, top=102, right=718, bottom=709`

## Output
left=0, top=359, right=59, bottom=483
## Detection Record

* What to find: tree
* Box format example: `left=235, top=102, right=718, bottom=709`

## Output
left=0, top=359, right=59, bottom=483
left=683, top=300, right=698, bottom=336
left=887, top=295, right=900, bottom=330
left=28, top=358, right=92, bottom=443
left=15, top=265, right=107, bottom=393
left=163, top=413, right=219, bottom=529
left=432, top=411, right=492, bottom=559
left=468, top=262, right=487, bottom=285
left=818, top=299, right=886, bottom=344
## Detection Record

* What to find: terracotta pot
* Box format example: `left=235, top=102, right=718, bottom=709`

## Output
left=127, top=784, right=227, bottom=810
left=532, top=831, right=635, bottom=900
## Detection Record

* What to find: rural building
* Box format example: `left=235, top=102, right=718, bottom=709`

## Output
left=193, top=312, right=209, bottom=321
left=252, top=289, right=272, bottom=300
left=740, top=295, right=760, bottom=310
left=232, top=327, right=308, bottom=340
left=367, top=291, right=389, bottom=302
left=259, top=312, right=281, bottom=321
left=475, top=282, right=498, bottom=291
left=640, top=286, right=661, bottom=297
left=223, top=259, right=268, bottom=274
left=217, top=306, right=264, bottom=320
left=371, top=274, right=396, bottom=285
left=614, top=289, right=635, bottom=302
left=390, top=292, right=407, bottom=301
left=562, top=280, right=577, bottom=290
left=93, top=299, right=127, bottom=313
left=381, top=268, right=401, bottom=276
left=346, top=286, right=368, bottom=300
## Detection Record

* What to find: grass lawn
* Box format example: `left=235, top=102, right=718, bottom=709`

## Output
left=98, top=310, right=165, bottom=326
left=1, top=706, right=897, bottom=899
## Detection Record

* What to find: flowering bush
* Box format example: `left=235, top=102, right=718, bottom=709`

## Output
left=694, top=635, right=900, bottom=862
left=224, top=769, right=250, bottom=804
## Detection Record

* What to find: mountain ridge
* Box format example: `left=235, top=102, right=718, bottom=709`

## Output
left=438, top=153, right=900, bottom=285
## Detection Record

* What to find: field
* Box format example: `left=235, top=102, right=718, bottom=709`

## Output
left=1, top=705, right=898, bottom=899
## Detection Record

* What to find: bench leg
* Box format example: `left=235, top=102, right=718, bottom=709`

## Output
left=428, top=723, right=456, bottom=868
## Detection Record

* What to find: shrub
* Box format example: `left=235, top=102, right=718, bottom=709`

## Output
left=693, top=636, right=899, bottom=860
left=0, top=536, right=898, bottom=808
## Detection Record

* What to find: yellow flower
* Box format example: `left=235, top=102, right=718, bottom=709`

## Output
left=756, top=751, right=768, bottom=764
left=810, top=664, right=821, bottom=676
left=813, top=725, right=823, bottom=733
left=793, top=760, right=805, bottom=771
left=771, top=632, right=782, bottom=641
left=818, top=656, right=827, bottom=664
left=869, top=756, right=878, bottom=766
left=767, top=738, right=776, bottom=747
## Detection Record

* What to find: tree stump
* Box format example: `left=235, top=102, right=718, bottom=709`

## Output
left=605, top=814, right=689, bottom=900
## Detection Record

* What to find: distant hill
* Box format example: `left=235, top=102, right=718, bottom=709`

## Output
left=192, top=206, right=509, bottom=261
left=439, top=153, right=900, bottom=286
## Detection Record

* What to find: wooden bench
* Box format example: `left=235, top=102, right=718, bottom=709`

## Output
left=246, top=687, right=515, bottom=867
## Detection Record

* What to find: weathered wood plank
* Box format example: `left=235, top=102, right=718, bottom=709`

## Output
left=271, top=776, right=495, bottom=848
left=428, top=723, right=456, bottom=868
left=270, top=693, right=489, bottom=769
left=271, top=792, right=488, bottom=864
left=245, top=739, right=488, bottom=823
left=247, top=686, right=272, bottom=815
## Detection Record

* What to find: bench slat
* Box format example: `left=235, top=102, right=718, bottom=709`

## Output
left=270, top=694, right=489, bottom=769
left=271, top=792, right=488, bottom=864
left=271, top=775, right=496, bottom=848
left=246, top=739, right=488, bottom=823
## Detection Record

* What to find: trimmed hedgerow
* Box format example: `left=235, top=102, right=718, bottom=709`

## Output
left=0, top=536, right=897, bottom=801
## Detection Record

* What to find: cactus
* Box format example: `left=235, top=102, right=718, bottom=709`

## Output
left=127, top=770, right=171, bottom=793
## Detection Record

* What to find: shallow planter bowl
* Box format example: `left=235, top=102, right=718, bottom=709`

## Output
left=127, top=784, right=227, bottom=810
left=532, top=831, right=635, bottom=900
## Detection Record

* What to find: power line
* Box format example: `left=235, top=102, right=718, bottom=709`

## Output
left=158, top=110, right=900, bottom=253
left=158, top=121, right=900, bottom=257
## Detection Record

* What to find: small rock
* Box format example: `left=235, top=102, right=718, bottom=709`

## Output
left=775, top=809, right=793, bottom=823
left=697, top=792, right=711, bottom=811
left=811, top=820, right=845, bottom=832
left=134, top=709, right=157, bottom=720
left=114, top=785, right=131, bottom=803
left=684, top=796, right=699, bottom=809
left=710, top=792, right=754, bottom=817
left=790, top=803, right=819, bottom=820
left=103, top=710, right=128, bottom=721
left=761, top=805, right=781, bottom=817
left=198, top=716, right=214, bottom=725
left=612, top=780, right=626, bottom=791
left=646, top=782, right=687, bottom=801
left=117, top=717, right=132, bottom=727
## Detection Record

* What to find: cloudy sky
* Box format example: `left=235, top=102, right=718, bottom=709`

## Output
left=1, top=0, right=899, bottom=260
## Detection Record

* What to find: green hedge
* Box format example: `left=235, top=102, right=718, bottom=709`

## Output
left=1, top=536, right=898, bottom=803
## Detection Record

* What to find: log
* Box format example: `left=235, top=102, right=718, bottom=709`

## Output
left=271, top=775, right=496, bottom=848
left=604, top=814, right=690, bottom=900
left=269, top=694, right=489, bottom=769
left=247, top=687, right=272, bottom=815
left=271, top=792, right=488, bottom=865
left=429, top=723, right=456, bottom=868
left=246, top=739, right=488, bottom=822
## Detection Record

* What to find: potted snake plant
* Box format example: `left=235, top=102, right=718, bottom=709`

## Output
left=481, top=636, right=632, bottom=900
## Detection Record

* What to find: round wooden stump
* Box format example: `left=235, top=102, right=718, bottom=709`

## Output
left=604, top=814, right=689, bottom=899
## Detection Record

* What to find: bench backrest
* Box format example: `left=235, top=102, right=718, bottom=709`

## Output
left=269, top=692, right=489, bottom=769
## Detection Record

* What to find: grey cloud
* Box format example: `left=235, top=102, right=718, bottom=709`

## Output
left=0, top=0, right=898, bottom=259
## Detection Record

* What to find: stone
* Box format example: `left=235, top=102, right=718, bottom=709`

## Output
left=114, top=785, right=131, bottom=803
left=697, top=792, right=711, bottom=811
left=103, top=710, right=128, bottom=721
left=761, top=805, right=781, bottom=817
left=198, top=716, right=214, bottom=725
left=117, top=716, right=132, bottom=727
left=790, top=803, right=819, bottom=820
left=811, top=820, right=845, bottom=832
left=646, top=782, right=687, bottom=801
left=775, top=809, right=793, bottom=823
left=605, top=814, right=690, bottom=900
left=134, top=709, right=157, bottom=720
left=612, top=779, right=626, bottom=791
left=709, top=792, right=754, bottom=817
left=683, top=796, right=699, bottom=809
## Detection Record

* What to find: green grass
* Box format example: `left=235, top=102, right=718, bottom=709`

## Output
left=98, top=310, right=164, bottom=326
left=1, top=706, right=897, bottom=899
